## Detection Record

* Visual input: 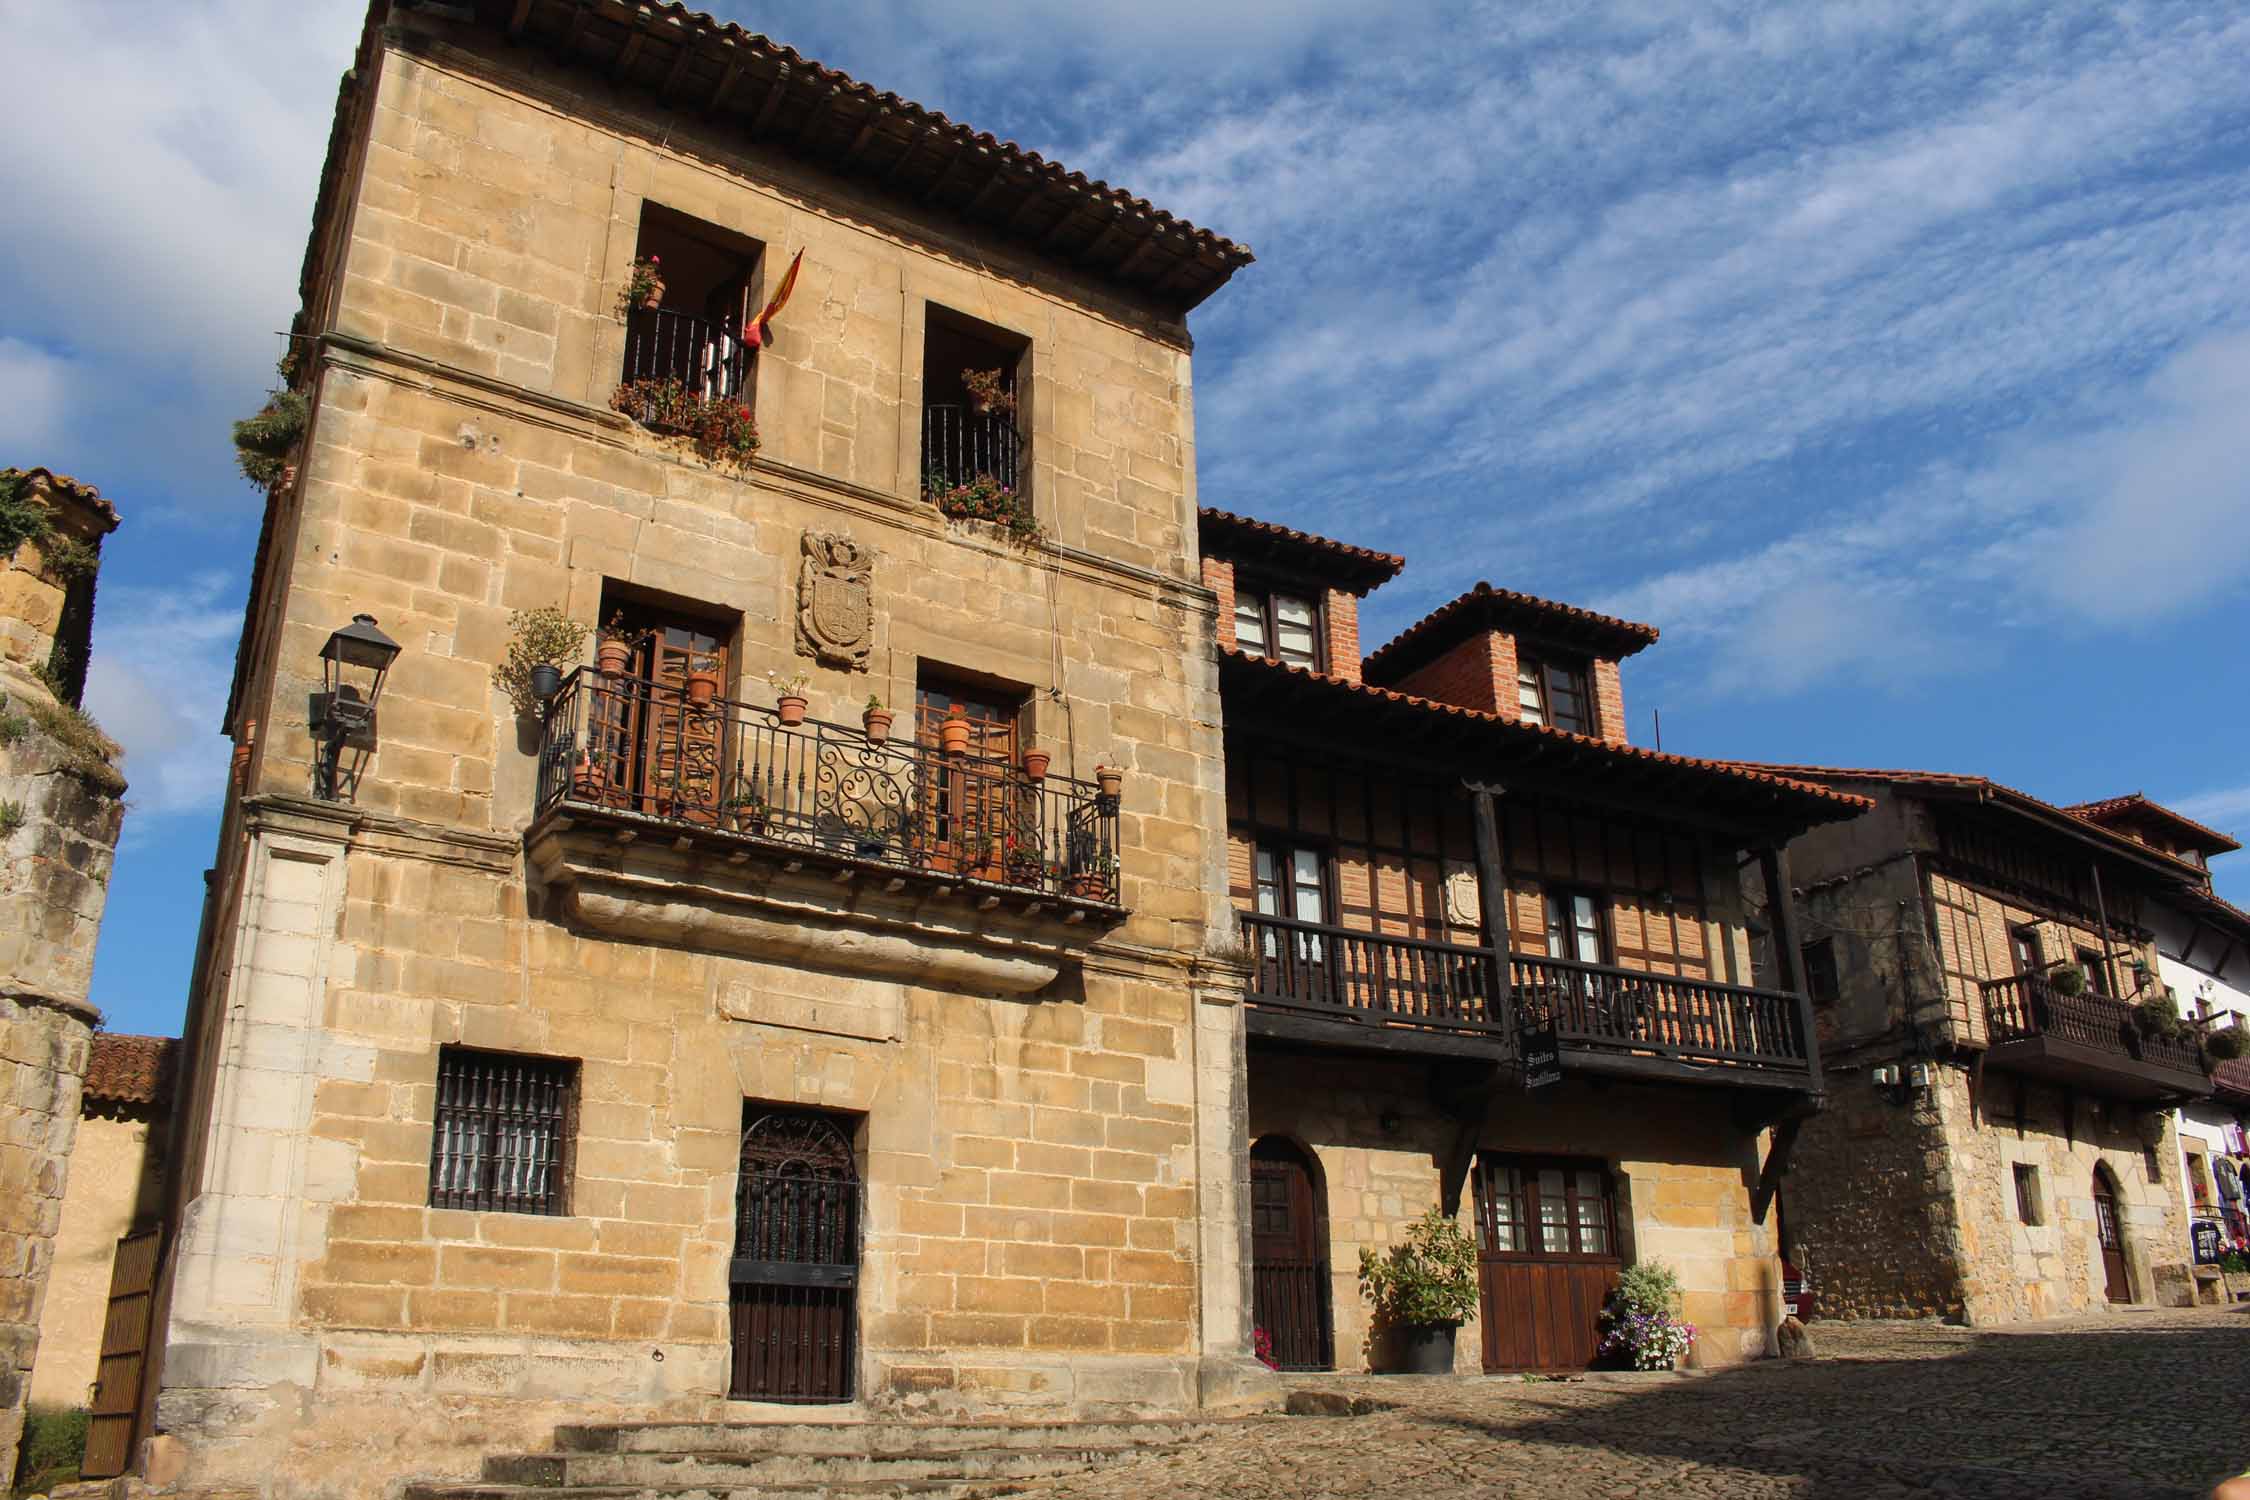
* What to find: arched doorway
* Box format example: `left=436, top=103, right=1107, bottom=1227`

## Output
left=730, top=1108, right=861, bottom=1400
left=2091, top=1163, right=2131, bottom=1304
left=1250, top=1136, right=1333, bottom=1370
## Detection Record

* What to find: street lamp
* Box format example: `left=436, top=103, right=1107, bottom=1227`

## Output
left=311, top=613, right=401, bottom=800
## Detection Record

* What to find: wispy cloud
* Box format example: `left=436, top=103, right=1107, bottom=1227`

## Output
left=83, top=572, right=243, bottom=821
left=2171, top=786, right=2250, bottom=840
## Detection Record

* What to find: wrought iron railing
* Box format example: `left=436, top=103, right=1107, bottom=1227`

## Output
left=1511, top=952, right=1810, bottom=1069
left=1237, top=912, right=1814, bottom=1071
left=922, top=403, right=1022, bottom=494
left=535, top=669, right=1120, bottom=904
left=1238, top=912, right=1505, bottom=1032
left=620, top=306, right=751, bottom=404
left=1983, top=973, right=2209, bottom=1075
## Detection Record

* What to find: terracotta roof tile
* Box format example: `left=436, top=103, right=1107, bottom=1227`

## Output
left=83, top=1034, right=178, bottom=1107
left=1196, top=508, right=1405, bottom=592
left=4, top=466, right=121, bottom=531
left=1363, top=583, right=1660, bottom=684
left=2064, top=792, right=2241, bottom=856
left=1222, top=649, right=1871, bottom=818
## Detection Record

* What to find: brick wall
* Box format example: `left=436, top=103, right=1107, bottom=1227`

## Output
left=1592, top=658, right=1627, bottom=743
left=1392, top=633, right=1509, bottom=714
left=1203, top=556, right=1235, bottom=650
left=1322, top=590, right=1360, bottom=683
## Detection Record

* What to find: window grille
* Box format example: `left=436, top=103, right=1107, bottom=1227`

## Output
left=429, top=1047, right=577, bottom=1215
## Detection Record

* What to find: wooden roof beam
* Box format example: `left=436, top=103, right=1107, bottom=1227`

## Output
left=658, top=37, right=695, bottom=100
left=612, top=28, right=645, bottom=79
left=840, top=106, right=891, bottom=168
left=965, top=160, right=1015, bottom=216
left=506, top=0, right=534, bottom=41
left=921, top=145, right=974, bottom=204
left=745, top=63, right=789, bottom=134
left=793, top=83, right=842, bottom=148
left=707, top=59, right=744, bottom=116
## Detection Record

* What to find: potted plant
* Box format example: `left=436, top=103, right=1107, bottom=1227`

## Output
left=622, top=253, right=664, bottom=313
left=2207, top=1026, right=2248, bottom=1061
left=1067, top=858, right=1118, bottom=902
left=1021, top=746, right=1051, bottom=780
left=769, top=670, right=811, bottom=726
left=722, top=784, right=766, bottom=834
left=2046, top=963, right=2087, bottom=999
left=862, top=695, right=893, bottom=742
left=962, top=367, right=1016, bottom=418
left=940, top=708, right=972, bottom=756
left=684, top=655, right=721, bottom=706
left=1358, top=1207, right=1481, bottom=1374
left=1597, top=1261, right=1698, bottom=1371
left=596, top=615, right=638, bottom=677
left=1005, top=840, right=1046, bottom=886
left=572, top=752, right=608, bottom=800
left=1094, top=765, right=1124, bottom=800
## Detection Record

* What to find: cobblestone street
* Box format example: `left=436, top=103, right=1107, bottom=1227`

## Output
left=1029, top=1307, right=2250, bottom=1499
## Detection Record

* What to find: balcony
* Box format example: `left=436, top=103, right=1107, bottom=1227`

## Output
left=526, top=670, right=1123, bottom=995
left=922, top=404, right=1022, bottom=494
left=1237, top=912, right=1815, bottom=1086
left=1981, top=973, right=2211, bottom=1102
left=619, top=306, right=752, bottom=407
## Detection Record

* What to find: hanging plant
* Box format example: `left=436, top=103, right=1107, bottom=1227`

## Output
left=612, top=380, right=761, bottom=472
left=618, top=254, right=665, bottom=315
left=0, top=468, right=47, bottom=560
left=233, top=389, right=310, bottom=490
left=926, top=470, right=1040, bottom=546
left=495, top=606, right=589, bottom=717
left=961, top=366, right=1016, bottom=417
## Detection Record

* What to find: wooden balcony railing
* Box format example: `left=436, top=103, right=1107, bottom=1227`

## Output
left=1238, top=912, right=1815, bottom=1074
left=1982, top=973, right=2208, bottom=1076
left=534, top=669, right=1120, bottom=904
left=1510, top=952, right=1811, bottom=1071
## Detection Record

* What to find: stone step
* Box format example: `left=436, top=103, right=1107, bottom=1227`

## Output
left=481, top=1443, right=1133, bottom=1489
left=553, top=1417, right=1234, bottom=1456
left=404, top=1481, right=1024, bottom=1500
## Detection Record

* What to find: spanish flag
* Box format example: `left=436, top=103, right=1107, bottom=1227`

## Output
left=745, top=248, right=804, bottom=348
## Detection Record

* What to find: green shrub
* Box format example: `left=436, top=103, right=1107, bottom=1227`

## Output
left=0, top=467, right=44, bottom=559
left=1358, top=1207, right=1482, bottom=1327
left=1612, top=1259, right=1683, bottom=1319
left=15, top=1405, right=90, bottom=1491
left=0, top=800, right=23, bottom=838
left=2205, top=1027, right=2247, bottom=1061
left=496, top=605, right=589, bottom=716
left=25, top=695, right=126, bottom=797
left=233, top=389, right=310, bottom=489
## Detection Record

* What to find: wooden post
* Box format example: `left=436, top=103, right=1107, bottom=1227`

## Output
left=1466, top=781, right=1514, bottom=1033
left=1761, top=843, right=1823, bottom=1094
left=2088, top=859, right=2125, bottom=1001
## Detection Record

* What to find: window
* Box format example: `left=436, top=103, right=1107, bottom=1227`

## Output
left=2012, top=1162, right=2043, bottom=1226
left=1254, top=842, right=1330, bottom=960
left=430, top=1047, right=578, bottom=1215
left=1477, top=1157, right=1616, bottom=1258
left=1516, top=652, right=1592, bottom=735
left=2009, top=924, right=2042, bottom=978
left=1802, top=937, right=1840, bottom=1006
left=2186, top=1150, right=2212, bottom=1209
left=922, top=304, right=1029, bottom=503
left=2077, top=947, right=2110, bottom=997
left=2144, top=1144, right=2164, bottom=1183
left=618, top=203, right=763, bottom=408
left=1544, top=887, right=1607, bottom=965
left=1233, top=585, right=1322, bottom=671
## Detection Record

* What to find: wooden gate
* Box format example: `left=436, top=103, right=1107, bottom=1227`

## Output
left=2093, top=1165, right=2131, bottom=1303
left=729, top=1109, right=860, bottom=1402
left=1249, top=1137, right=1333, bottom=1371
left=1473, top=1157, right=1620, bottom=1372
left=81, top=1227, right=161, bottom=1478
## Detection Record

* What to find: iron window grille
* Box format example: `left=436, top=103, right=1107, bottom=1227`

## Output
left=429, top=1047, right=578, bottom=1215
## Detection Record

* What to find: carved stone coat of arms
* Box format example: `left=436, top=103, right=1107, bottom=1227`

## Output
left=797, top=531, right=874, bottom=669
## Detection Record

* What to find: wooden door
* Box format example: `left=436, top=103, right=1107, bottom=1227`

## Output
left=730, top=1109, right=860, bottom=1402
left=2093, top=1167, right=2131, bottom=1303
left=81, top=1227, right=161, bottom=1478
left=914, top=675, right=1020, bottom=876
left=1473, top=1157, right=1620, bottom=1372
left=1250, top=1137, right=1333, bottom=1370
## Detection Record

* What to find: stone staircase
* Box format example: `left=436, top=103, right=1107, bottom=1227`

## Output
left=401, top=1415, right=1238, bottom=1500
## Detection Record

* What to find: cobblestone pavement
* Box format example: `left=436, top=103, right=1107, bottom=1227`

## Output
left=1036, top=1306, right=2250, bottom=1499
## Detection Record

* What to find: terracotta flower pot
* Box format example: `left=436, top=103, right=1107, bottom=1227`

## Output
left=1095, top=766, right=1123, bottom=799
left=597, top=638, right=632, bottom=676
left=862, top=708, right=893, bottom=742
left=1021, top=747, right=1051, bottom=780
left=639, top=283, right=665, bottom=310
left=572, top=756, right=607, bottom=799
left=777, top=694, right=809, bottom=726
left=685, top=669, right=719, bottom=706
left=940, top=713, right=972, bottom=756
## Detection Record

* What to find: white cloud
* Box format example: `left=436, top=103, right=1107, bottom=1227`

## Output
left=82, top=572, right=242, bottom=819
left=2171, top=786, right=2250, bottom=838
left=0, top=339, right=73, bottom=453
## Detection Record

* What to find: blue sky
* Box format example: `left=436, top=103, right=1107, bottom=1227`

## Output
left=5, top=0, right=2247, bottom=1037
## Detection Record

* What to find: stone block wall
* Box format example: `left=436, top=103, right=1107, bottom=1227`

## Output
left=0, top=995, right=96, bottom=1480
left=29, top=1103, right=164, bottom=1408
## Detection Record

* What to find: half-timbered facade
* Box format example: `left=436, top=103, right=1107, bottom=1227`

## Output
left=1763, top=770, right=2218, bottom=1323
left=1200, top=511, right=1869, bottom=1373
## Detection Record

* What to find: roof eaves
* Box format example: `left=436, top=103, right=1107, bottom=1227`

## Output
left=1196, top=507, right=1405, bottom=591
left=1362, top=582, right=1660, bottom=684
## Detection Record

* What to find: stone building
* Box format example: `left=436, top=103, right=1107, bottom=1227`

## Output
left=30, top=1034, right=177, bottom=1409
left=1756, top=769, right=2215, bottom=1324
left=142, top=3, right=1261, bottom=1497
left=1197, top=510, right=1868, bottom=1374
left=0, top=467, right=127, bottom=1480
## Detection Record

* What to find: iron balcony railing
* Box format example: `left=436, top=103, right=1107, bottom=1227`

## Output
left=1239, top=911, right=1813, bottom=1072
left=620, top=306, right=752, bottom=406
left=535, top=668, right=1121, bottom=905
left=922, top=403, right=1022, bottom=495
left=1983, top=972, right=2208, bottom=1076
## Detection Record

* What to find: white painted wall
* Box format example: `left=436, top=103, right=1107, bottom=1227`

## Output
left=2154, top=899, right=2250, bottom=1258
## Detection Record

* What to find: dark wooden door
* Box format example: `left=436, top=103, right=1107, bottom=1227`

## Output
left=81, top=1227, right=161, bottom=1478
left=1474, top=1157, right=1621, bottom=1372
left=730, top=1109, right=860, bottom=1402
left=2093, top=1168, right=2131, bottom=1303
left=1250, top=1137, right=1333, bottom=1370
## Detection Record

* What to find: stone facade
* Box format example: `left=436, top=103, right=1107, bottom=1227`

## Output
left=150, top=11, right=1262, bottom=1499
left=0, top=996, right=96, bottom=1479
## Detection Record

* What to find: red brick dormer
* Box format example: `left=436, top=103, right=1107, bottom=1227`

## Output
left=1360, top=584, right=1656, bottom=742
left=1196, top=508, right=1403, bottom=683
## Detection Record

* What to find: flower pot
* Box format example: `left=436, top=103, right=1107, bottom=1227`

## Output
left=776, top=694, right=809, bottom=726
left=597, top=638, right=632, bottom=676
left=528, top=663, right=562, bottom=704
left=1095, top=766, right=1123, bottom=799
left=1021, top=747, right=1051, bottom=780
left=685, top=669, right=719, bottom=706
left=726, top=805, right=765, bottom=834
left=1068, top=870, right=1110, bottom=901
left=940, top=713, right=972, bottom=756
left=639, top=285, right=665, bottom=310
left=572, top=756, right=607, bottom=800
left=1394, top=1322, right=1458, bottom=1375
left=862, top=709, right=893, bottom=743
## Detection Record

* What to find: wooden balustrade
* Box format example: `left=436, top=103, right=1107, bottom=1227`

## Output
left=1982, top=972, right=2209, bottom=1076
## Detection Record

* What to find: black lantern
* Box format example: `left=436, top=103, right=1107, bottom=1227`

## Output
left=311, top=613, right=401, bottom=799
